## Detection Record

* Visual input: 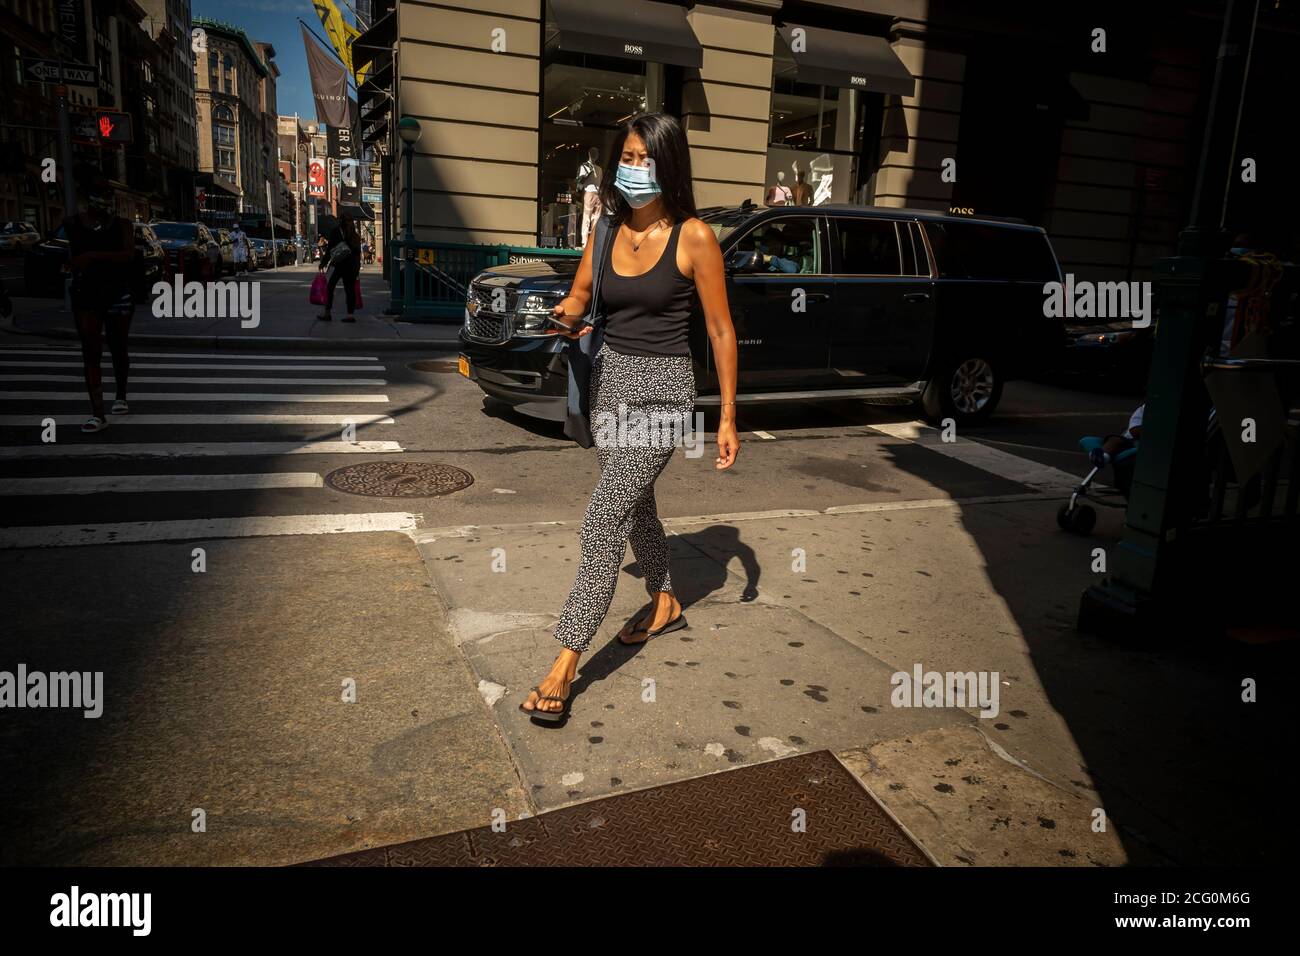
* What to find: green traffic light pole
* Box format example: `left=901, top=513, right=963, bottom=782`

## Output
left=1078, top=0, right=1259, bottom=635
left=396, top=116, right=422, bottom=317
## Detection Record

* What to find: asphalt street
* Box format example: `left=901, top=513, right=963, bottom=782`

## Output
left=3, top=324, right=1195, bottom=867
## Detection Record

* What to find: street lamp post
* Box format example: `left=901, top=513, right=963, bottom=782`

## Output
left=397, top=116, right=421, bottom=316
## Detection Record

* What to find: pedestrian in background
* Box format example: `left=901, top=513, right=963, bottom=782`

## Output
left=65, top=172, right=136, bottom=433
left=316, top=213, right=362, bottom=323
left=230, top=222, right=251, bottom=276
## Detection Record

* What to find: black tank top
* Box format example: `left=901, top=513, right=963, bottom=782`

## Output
left=65, top=215, right=131, bottom=290
left=601, top=219, right=696, bottom=357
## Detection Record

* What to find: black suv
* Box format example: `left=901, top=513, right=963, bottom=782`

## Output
left=457, top=204, right=1065, bottom=425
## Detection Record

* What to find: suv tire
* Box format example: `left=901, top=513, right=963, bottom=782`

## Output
left=920, top=354, right=1003, bottom=426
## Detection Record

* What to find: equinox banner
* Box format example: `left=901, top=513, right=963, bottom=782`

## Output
left=302, top=23, right=351, bottom=129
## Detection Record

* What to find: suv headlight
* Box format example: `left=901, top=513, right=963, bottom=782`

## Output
left=513, top=290, right=567, bottom=335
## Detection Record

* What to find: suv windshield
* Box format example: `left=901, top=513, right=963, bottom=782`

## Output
left=2, top=222, right=30, bottom=234
left=701, top=208, right=760, bottom=245
left=152, top=223, right=198, bottom=240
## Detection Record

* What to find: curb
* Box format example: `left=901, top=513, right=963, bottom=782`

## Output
left=0, top=320, right=463, bottom=352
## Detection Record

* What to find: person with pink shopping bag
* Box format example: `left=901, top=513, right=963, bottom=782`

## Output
left=315, top=213, right=362, bottom=322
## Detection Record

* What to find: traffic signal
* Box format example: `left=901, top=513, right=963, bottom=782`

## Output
left=72, top=111, right=134, bottom=145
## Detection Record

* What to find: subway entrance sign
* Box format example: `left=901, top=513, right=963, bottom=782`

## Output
left=71, top=111, right=133, bottom=145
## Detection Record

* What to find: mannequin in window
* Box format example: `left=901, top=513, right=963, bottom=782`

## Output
left=810, top=153, right=834, bottom=205
left=577, top=146, right=603, bottom=247
left=790, top=163, right=813, bottom=206
left=765, top=170, right=792, bottom=206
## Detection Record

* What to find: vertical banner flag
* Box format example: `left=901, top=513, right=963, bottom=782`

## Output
left=311, top=0, right=369, bottom=85
left=308, top=159, right=326, bottom=198
left=302, top=23, right=352, bottom=129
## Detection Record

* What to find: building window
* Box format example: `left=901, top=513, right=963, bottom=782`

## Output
left=538, top=5, right=668, bottom=249
left=764, top=33, right=883, bottom=206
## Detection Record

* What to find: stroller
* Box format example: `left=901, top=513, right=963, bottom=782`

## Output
left=1057, top=406, right=1226, bottom=534
left=1056, top=435, right=1139, bottom=535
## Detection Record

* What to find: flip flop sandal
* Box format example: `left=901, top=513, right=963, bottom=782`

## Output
left=618, top=612, right=688, bottom=644
left=111, top=399, right=129, bottom=415
left=81, top=415, right=109, bottom=433
left=519, top=684, right=570, bottom=723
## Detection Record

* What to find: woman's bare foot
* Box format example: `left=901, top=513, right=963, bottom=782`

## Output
left=618, top=591, right=682, bottom=644
left=521, top=650, right=579, bottom=714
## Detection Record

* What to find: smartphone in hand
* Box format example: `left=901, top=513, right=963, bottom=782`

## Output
left=543, top=314, right=591, bottom=333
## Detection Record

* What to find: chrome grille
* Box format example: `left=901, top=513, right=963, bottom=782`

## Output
left=464, top=281, right=516, bottom=344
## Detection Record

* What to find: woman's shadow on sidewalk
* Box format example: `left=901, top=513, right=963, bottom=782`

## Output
left=563, top=524, right=761, bottom=699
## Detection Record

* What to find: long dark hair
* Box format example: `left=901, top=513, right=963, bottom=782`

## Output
left=598, top=112, right=697, bottom=226
left=339, top=213, right=359, bottom=248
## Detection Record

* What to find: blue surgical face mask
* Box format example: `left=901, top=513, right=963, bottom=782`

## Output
left=614, top=161, right=662, bottom=208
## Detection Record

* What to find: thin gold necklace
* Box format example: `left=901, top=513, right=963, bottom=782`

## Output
left=627, top=217, right=669, bottom=252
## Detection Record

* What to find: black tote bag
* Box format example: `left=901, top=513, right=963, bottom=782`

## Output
left=562, top=214, right=614, bottom=448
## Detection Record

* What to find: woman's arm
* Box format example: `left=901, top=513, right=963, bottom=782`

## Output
left=681, top=217, right=739, bottom=470
left=549, top=231, right=596, bottom=333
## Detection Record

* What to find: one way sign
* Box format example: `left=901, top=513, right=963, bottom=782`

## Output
left=24, top=58, right=98, bottom=87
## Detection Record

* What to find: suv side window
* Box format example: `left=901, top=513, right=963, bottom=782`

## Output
left=836, top=218, right=905, bottom=275
left=923, top=221, right=1059, bottom=281
left=728, top=217, right=822, bottom=274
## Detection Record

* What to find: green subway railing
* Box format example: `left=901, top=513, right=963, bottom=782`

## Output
left=386, top=239, right=582, bottom=321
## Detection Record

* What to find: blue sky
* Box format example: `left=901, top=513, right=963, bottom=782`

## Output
left=192, top=0, right=360, bottom=122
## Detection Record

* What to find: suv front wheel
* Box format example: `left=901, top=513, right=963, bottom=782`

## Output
left=920, top=354, right=1003, bottom=426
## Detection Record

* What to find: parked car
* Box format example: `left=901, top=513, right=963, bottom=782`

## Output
left=457, top=203, right=1066, bottom=426
left=149, top=221, right=220, bottom=282
left=275, top=238, right=294, bottom=266
left=213, top=229, right=236, bottom=276
left=248, top=238, right=275, bottom=270
left=131, top=222, right=167, bottom=302
left=23, top=220, right=170, bottom=298
left=0, top=221, right=41, bottom=254
left=1061, top=321, right=1154, bottom=388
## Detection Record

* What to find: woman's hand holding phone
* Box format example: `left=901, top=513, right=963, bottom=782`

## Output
left=545, top=302, right=592, bottom=339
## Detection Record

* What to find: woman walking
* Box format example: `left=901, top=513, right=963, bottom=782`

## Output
left=520, top=113, right=740, bottom=721
left=66, top=174, right=136, bottom=433
left=315, top=213, right=361, bottom=323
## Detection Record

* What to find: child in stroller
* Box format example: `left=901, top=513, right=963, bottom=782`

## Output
left=1057, top=405, right=1143, bottom=534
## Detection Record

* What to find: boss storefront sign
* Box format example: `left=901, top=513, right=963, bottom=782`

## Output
left=546, top=0, right=703, bottom=69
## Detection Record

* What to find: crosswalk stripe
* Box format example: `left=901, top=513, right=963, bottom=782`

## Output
left=0, top=441, right=404, bottom=459
left=0, top=361, right=387, bottom=371
left=1, top=375, right=388, bottom=385
left=0, top=414, right=396, bottom=425
left=869, top=420, right=1080, bottom=492
left=0, top=512, right=422, bottom=549
left=0, top=474, right=324, bottom=495
left=0, top=348, right=384, bottom=361
left=0, top=392, right=390, bottom=403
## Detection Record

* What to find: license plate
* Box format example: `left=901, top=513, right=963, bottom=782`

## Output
left=458, top=355, right=470, bottom=377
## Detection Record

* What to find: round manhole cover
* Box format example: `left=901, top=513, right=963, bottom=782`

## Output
left=325, top=461, right=474, bottom=498
left=409, top=359, right=461, bottom=373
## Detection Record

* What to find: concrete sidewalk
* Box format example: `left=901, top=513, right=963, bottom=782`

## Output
left=0, top=264, right=463, bottom=350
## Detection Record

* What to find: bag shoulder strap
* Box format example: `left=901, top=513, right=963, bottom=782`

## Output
left=588, top=214, right=613, bottom=324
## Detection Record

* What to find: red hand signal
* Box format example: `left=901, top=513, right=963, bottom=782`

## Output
left=98, top=115, right=114, bottom=138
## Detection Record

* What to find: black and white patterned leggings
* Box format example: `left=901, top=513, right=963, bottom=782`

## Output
left=552, top=340, right=696, bottom=653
